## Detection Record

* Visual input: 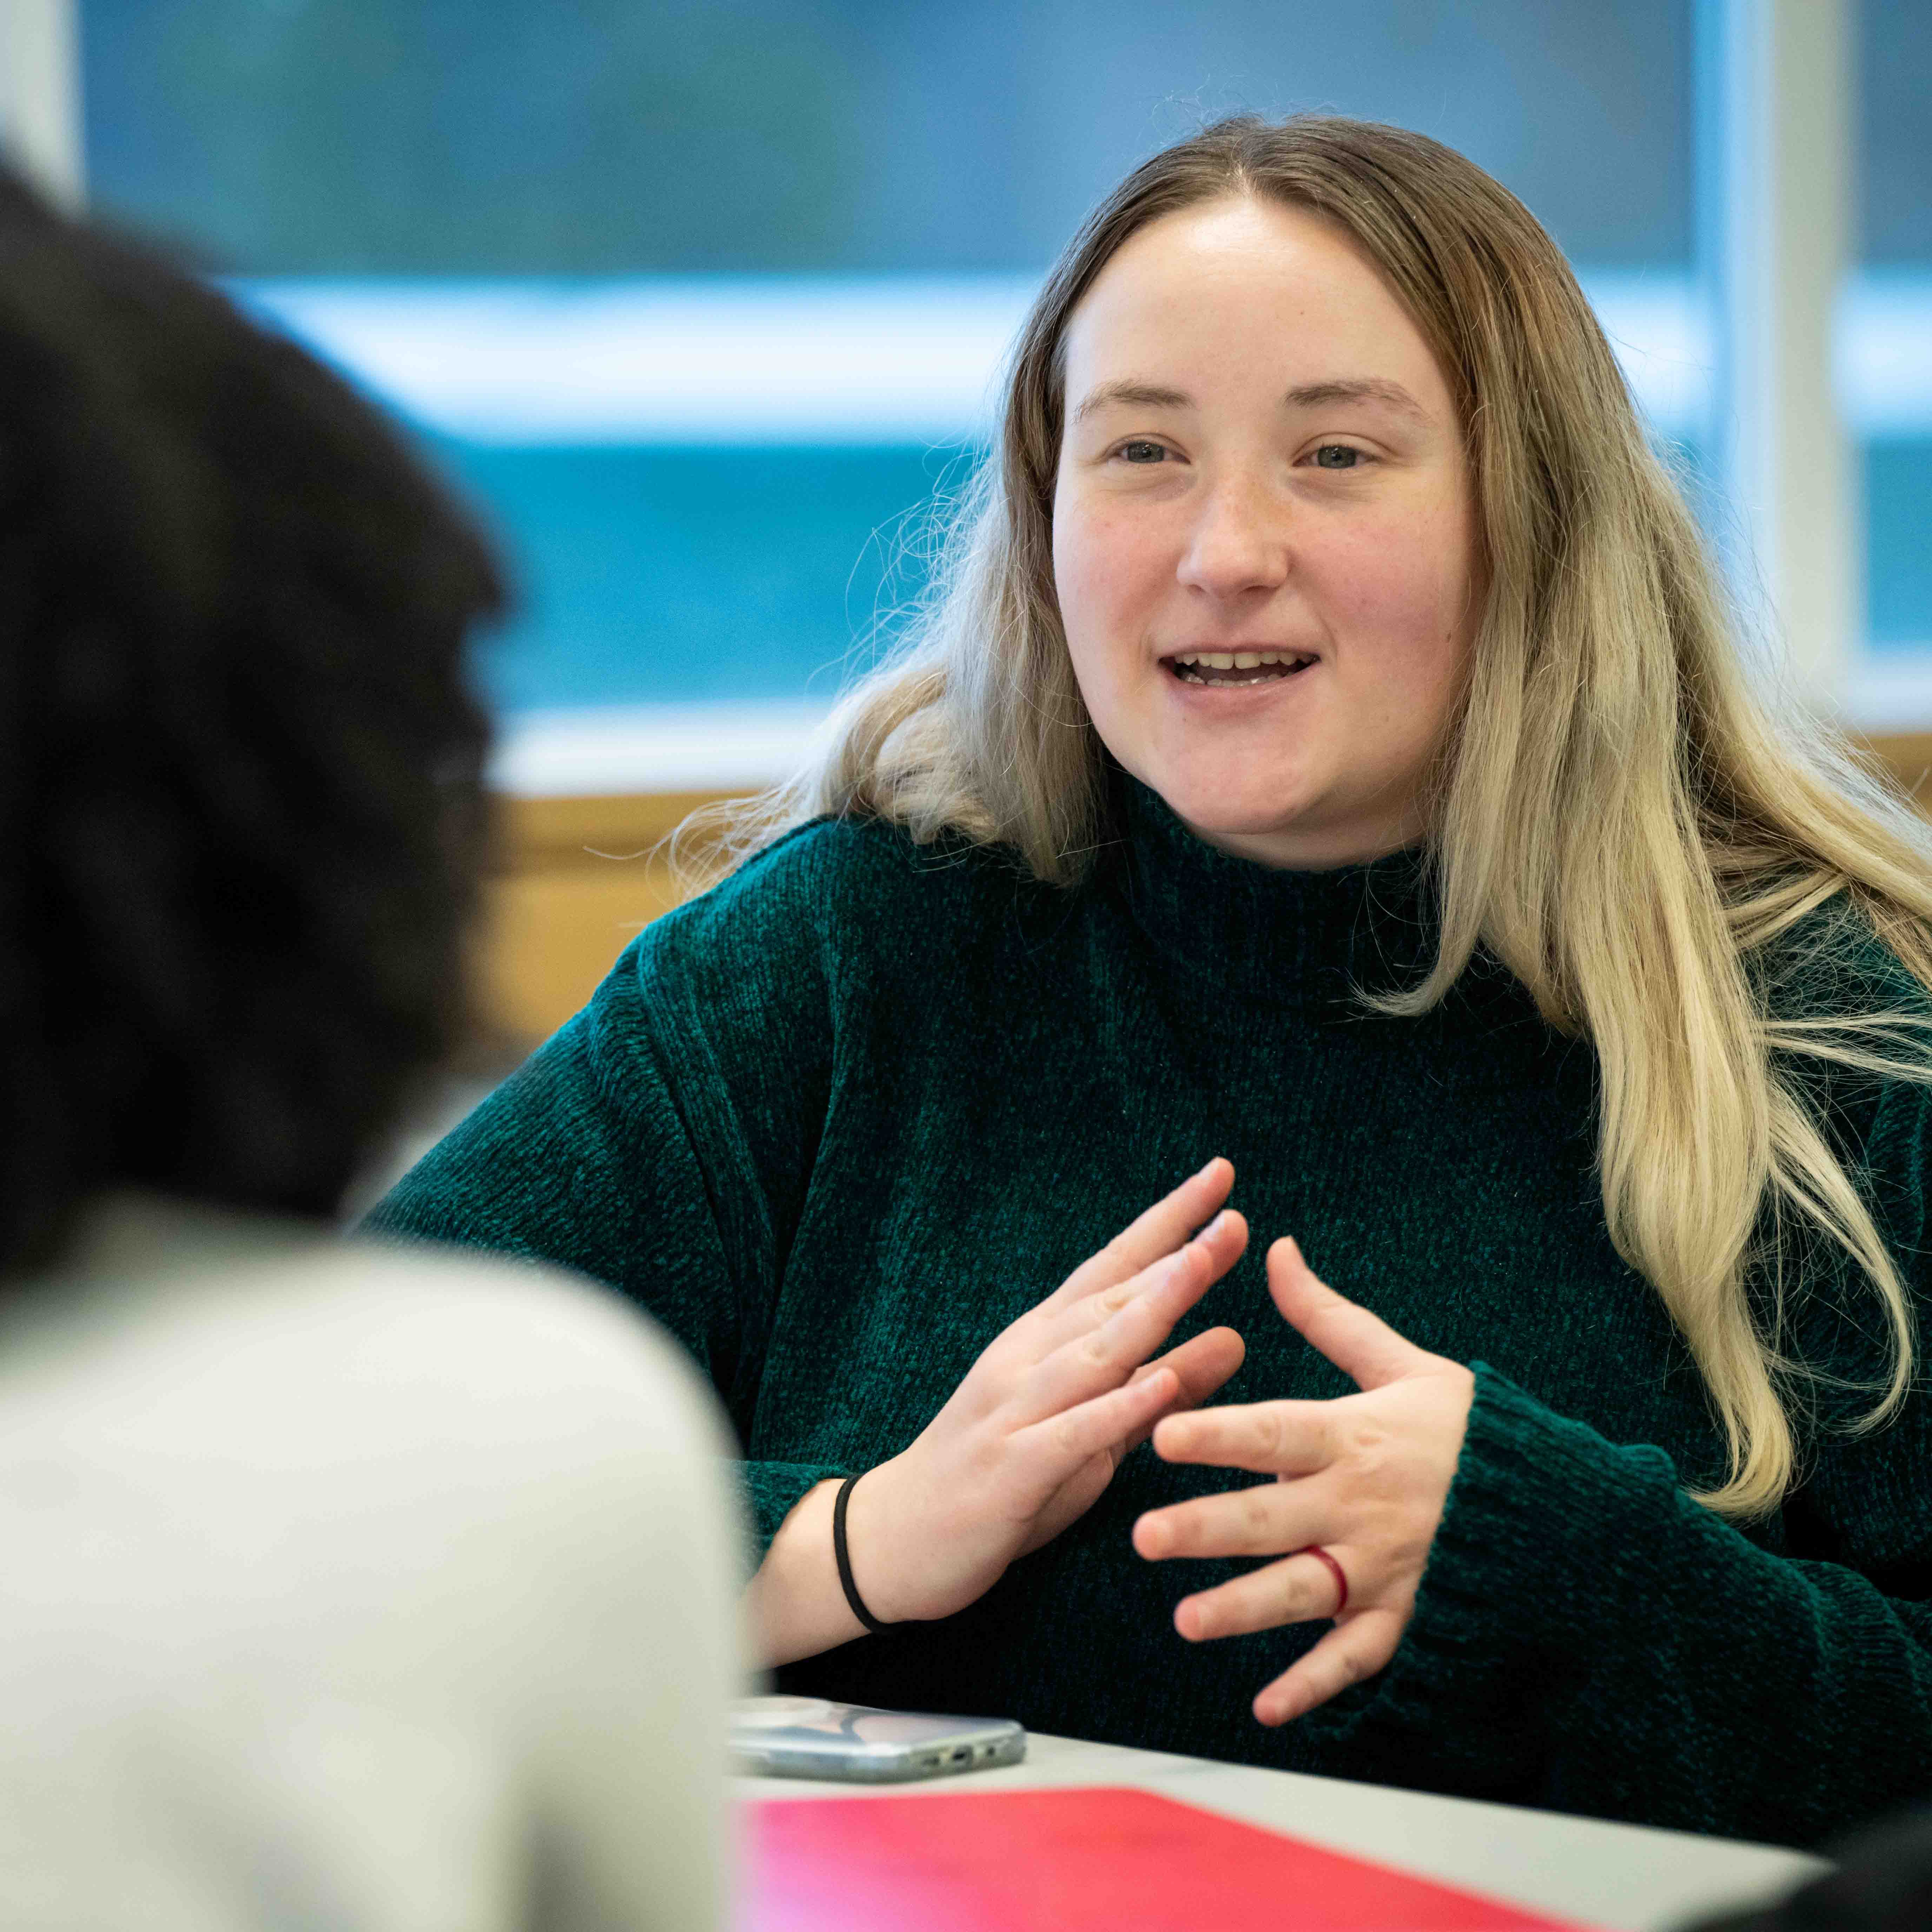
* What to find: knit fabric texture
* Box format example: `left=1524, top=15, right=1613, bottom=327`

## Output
left=369, top=779, right=1932, bottom=1848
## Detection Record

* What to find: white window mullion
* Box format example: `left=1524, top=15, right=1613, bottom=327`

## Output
left=1697, top=0, right=1858, bottom=717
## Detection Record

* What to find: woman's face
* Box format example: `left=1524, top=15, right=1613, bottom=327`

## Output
left=1051, top=196, right=1479, bottom=868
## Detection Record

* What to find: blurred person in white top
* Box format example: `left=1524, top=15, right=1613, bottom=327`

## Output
left=0, top=165, right=741, bottom=1930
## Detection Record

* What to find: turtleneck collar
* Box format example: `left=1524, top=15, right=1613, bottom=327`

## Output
left=1106, top=773, right=1441, bottom=1009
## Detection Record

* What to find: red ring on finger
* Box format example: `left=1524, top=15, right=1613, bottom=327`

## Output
left=1293, top=1544, right=1349, bottom=1617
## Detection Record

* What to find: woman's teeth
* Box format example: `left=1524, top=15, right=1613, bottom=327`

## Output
left=1168, top=650, right=1316, bottom=686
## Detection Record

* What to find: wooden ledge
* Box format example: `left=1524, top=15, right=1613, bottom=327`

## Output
left=495, top=789, right=755, bottom=872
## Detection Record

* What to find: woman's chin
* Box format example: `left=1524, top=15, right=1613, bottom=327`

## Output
left=1151, top=780, right=1415, bottom=869
left=1159, top=789, right=1323, bottom=858
left=1143, top=766, right=1316, bottom=838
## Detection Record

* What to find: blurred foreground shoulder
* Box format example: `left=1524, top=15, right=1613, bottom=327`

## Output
left=0, top=1206, right=745, bottom=1932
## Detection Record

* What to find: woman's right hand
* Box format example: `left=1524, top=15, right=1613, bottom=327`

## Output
left=840, top=1158, right=1249, bottom=1627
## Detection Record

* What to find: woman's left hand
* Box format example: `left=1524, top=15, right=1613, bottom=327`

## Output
left=1131, top=1236, right=1475, bottom=1727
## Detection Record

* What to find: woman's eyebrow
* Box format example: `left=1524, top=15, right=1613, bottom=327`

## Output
left=1284, top=377, right=1430, bottom=421
left=1070, top=380, right=1193, bottom=424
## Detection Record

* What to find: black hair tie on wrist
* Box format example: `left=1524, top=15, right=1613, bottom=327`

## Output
left=833, top=1473, right=891, bottom=1635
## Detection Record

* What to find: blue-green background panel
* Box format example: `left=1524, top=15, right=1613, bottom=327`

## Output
left=432, top=439, right=978, bottom=710
left=1867, top=441, right=1932, bottom=649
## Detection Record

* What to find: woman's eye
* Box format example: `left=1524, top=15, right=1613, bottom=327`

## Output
left=1312, top=444, right=1363, bottom=470
left=1118, top=440, right=1167, bottom=464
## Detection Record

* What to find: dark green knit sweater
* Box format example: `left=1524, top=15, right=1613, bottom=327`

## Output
left=370, top=779, right=1932, bottom=1848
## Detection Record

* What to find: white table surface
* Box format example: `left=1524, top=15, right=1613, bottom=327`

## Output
left=736, top=1729, right=1827, bottom=1931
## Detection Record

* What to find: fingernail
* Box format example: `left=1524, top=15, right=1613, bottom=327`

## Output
left=1204, top=1209, right=1232, bottom=1238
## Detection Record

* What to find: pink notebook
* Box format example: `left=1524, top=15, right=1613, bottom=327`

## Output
left=744, top=1785, right=1597, bottom=1932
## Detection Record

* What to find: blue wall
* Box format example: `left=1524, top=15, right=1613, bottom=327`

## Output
left=436, top=439, right=971, bottom=710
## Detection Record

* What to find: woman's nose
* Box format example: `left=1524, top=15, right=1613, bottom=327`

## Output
left=1174, top=476, right=1291, bottom=601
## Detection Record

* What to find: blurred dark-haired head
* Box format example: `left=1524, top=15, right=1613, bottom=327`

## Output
left=0, top=166, right=505, bottom=1272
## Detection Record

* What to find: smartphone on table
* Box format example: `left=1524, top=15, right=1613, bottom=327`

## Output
left=730, top=1695, right=1028, bottom=1783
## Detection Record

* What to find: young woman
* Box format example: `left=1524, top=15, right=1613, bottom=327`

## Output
left=0, top=170, right=741, bottom=1928
left=372, top=117, right=1932, bottom=1848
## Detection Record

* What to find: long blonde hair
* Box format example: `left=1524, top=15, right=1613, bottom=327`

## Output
left=687, top=115, right=1932, bottom=1517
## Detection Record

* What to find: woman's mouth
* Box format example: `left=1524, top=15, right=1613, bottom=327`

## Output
left=1164, top=649, right=1318, bottom=688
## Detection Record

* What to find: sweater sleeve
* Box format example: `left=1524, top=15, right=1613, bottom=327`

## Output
left=364, top=829, right=859, bottom=1551
left=1313, top=1072, right=1932, bottom=1849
